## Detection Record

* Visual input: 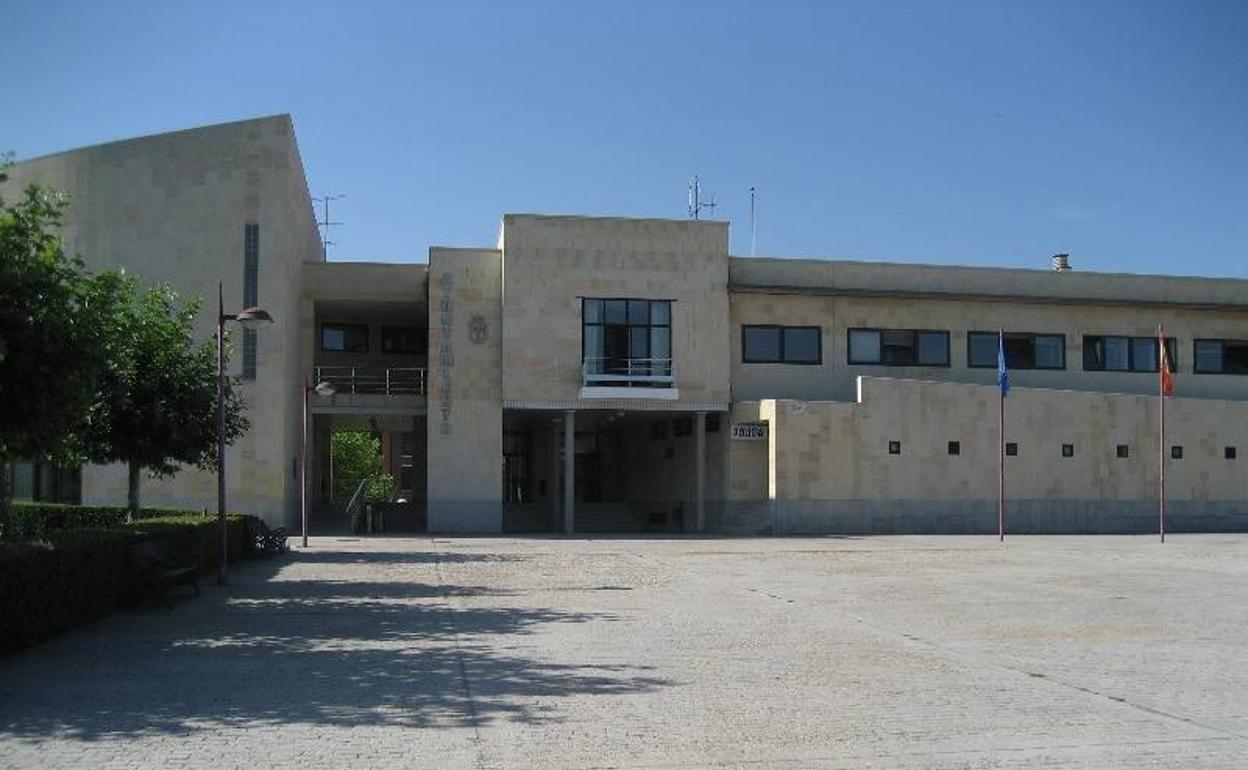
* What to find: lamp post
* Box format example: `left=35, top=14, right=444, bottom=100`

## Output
left=301, top=378, right=336, bottom=548
left=217, top=281, right=273, bottom=586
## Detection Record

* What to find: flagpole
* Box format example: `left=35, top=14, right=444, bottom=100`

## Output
left=999, top=382, right=1005, bottom=543
left=998, top=328, right=1005, bottom=543
left=1159, top=324, right=1166, bottom=544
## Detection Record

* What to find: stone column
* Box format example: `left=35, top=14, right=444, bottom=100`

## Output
left=564, top=410, right=576, bottom=535
left=695, top=411, right=707, bottom=533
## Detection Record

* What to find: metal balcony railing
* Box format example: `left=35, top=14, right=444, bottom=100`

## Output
left=313, top=366, right=426, bottom=396
left=582, top=357, right=675, bottom=389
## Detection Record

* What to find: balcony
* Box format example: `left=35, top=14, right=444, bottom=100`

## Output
left=580, top=357, right=677, bottom=400
left=313, top=366, right=426, bottom=396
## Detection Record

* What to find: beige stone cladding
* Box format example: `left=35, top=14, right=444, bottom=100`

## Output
left=760, top=377, right=1248, bottom=534
left=731, top=258, right=1248, bottom=404
left=427, top=248, right=503, bottom=532
left=1, top=115, right=321, bottom=525
left=499, top=214, right=731, bottom=406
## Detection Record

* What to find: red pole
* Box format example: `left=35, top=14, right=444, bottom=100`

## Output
left=301, top=380, right=309, bottom=548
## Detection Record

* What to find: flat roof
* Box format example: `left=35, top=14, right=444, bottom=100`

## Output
left=729, top=256, right=1248, bottom=310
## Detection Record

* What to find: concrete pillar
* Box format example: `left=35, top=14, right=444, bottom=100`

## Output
left=695, top=411, right=707, bottom=533
left=564, top=410, right=576, bottom=534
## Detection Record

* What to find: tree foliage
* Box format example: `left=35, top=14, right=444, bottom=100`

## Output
left=75, top=273, right=249, bottom=515
left=330, top=431, right=382, bottom=499
left=0, top=186, right=109, bottom=530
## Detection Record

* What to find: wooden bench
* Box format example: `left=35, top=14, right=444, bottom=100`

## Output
left=128, top=539, right=200, bottom=608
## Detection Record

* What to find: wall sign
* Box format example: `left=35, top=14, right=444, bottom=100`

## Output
left=731, top=422, right=769, bottom=441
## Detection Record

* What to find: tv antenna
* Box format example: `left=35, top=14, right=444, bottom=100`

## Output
left=688, top=176, right=718, bottom=220
left=312, top=194, right=345, bottom=260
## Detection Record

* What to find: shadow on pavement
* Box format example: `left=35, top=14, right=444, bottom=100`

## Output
left=0, top=546, right=672, bottom=740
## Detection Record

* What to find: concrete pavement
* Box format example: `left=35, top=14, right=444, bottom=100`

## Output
left=2, top=534, right=1246, bottom=768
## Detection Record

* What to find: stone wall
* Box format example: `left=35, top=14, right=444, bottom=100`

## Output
left=758, top=377, right=1248, bottom=534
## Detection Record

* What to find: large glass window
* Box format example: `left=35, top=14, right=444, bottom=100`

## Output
left=847, top=328, right=949, bottom=366
left=321, top=323, right=369, bottom=352
left=968, top=332, right=1065, bottom=370
left=1194, top=339, right=1248, bottom=374
left=1083, top=335, right=1176, bottom=372
left=742, top=325, right=821, bottom=364
left=582, top=298, right=672, bottom=379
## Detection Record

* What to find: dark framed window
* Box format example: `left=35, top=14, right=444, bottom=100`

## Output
left=947, top=441, right=960, bottom=456
left=1005, top=442, right=1018, bottom=456
left=242, top=223, right=259, bottom=380
left=968, top=332, right=1065, bottom=370
left=1171, top=445, right=1183, bottom=459
left=848, top=328, right=949, bottom=366
left=1083, top=335, right=1176, bottom=372
left=1116, top=444, right=1130, bottom=458
left=1194, top=339, right=1248, bottom=374
left=888, top=440, right=901, bottom=455
left=1226, top=446, right=1237, bottom=460
left=1062, top=444, right=1075, bottom=458
left=742, top=325, right=822, bottom=364
left=321, top=323, right=369, bottom=352
left=583, top=298, right=672, bottom=379
left=381, top=326, right=425, bottom=355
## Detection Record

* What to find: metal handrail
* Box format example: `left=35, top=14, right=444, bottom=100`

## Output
left=582, top=357, right=675, bottom=387
left=314, top=366, right=426, bottom=395
left=344, top=477, right=370, bottom=533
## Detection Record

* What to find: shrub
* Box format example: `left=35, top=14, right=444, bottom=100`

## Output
left=4, top=501, right=226, bottom=540
left=0, top=529, right=129, bottom=654
left=0, top=509, right=260, bottom=655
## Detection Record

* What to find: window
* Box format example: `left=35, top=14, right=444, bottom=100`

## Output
left=968, top=332, right=1065, bottom=370
left=742, top=325, right=822, bottom=364
left=1171, top=445, right=1183, bottom=459
left=242, top=223, right=259, bottom=380
left=1005, top=442, right=1018, bottom=457
left=847, top=328, right=949, bottom=366
left=1226, top=446, right=1237, bottom=460
left=583, top=298, right=672, bottom=381
left=888, top=441, right=901, bottom=455
left=706, top=414, right=721, bottom=433
left=1062, top=444, right=1075, bottom=458
left=673, top=417, right=693, bottom=437
left=321, top=323, right=369, bottom=352
left=381, top=326, right=424, bottom=355
left=1083, top=336, right=1176, bottom=372
left=1116, top=444, right=1130, bottom=458
left=947, top=441, right=960, bottom=456
left=1194, top=339, right=1248, bottom=374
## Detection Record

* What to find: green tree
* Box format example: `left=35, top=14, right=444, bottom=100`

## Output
left=76, top=273, right=249, bottom=518
left=330, top=431, right=381, bottom=499
left=0, top=185, right=109, bottom=534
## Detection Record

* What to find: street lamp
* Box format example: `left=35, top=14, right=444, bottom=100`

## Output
left=217, top=281, right=273, bottom=586
left=301, top=378, right=336, bottom=547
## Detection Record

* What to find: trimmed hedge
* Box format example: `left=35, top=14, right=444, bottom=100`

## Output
left=1, top=510, right=260, bottom=655
left=0, top=529, right=130, bottom=653
left=5, top=501, right=214, bottom=540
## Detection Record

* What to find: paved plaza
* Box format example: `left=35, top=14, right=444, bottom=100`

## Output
left=2, top=534, right=1247, bottom=768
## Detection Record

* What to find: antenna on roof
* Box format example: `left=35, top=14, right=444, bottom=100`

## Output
left=750, top=186, right=757, bottom=256
left=312, top=194, right=345, bottom=260
left=688, top=176, right=717, bottom=220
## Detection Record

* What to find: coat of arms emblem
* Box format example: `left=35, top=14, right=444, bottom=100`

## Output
left=468, top=315, right=489, bottom=344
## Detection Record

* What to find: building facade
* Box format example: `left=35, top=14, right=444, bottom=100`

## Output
left=5, top=115, right=1247, bottom=534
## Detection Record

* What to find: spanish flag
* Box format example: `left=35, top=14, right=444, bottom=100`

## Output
left=1160, top=324, right=1173, bottom=397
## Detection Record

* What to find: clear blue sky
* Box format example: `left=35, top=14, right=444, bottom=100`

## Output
left=5, top=0, right=1246, bottom=275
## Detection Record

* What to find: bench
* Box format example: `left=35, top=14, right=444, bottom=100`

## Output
left=128, top=539, right=200, bottom=608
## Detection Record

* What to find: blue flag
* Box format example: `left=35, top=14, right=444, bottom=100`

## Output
left=997, top=331, right=1010, bottom=397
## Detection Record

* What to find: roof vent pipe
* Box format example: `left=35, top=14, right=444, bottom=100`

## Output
left=1052, top=253, right=1071, bottom=271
